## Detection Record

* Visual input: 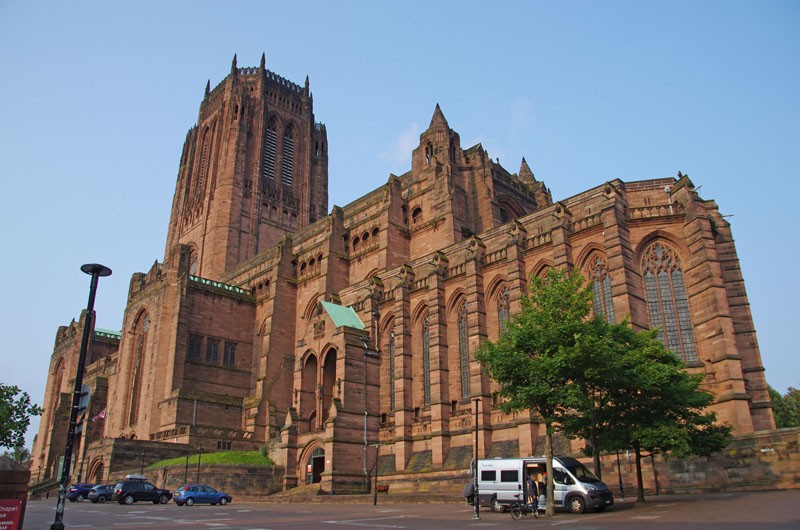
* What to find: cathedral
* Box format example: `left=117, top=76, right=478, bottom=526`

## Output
left=31, top=55, right=775, bottom=493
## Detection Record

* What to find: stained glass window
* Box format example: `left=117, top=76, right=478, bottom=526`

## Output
left=498, top=286, right=510, bottom=332
left=388, top=331, right=396, bottom=412
left=422, top=315, right=431, bottom=406
left=458, top=300, right=470, bottom=399
left=641, top=242, right=698, bottom=362
left=589, top=255, right=615, bottom=322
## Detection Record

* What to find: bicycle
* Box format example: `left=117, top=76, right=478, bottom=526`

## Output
left=510, top=493, right=538, bottom=520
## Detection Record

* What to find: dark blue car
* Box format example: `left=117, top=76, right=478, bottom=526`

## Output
left=67, top=483, right=96, bottom=502
left=173, top=484, right=232, bottom=506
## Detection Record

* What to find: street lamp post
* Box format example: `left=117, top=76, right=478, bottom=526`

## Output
left=140, top=450, right=145, bottom=475
left=184, top=451, right=189, bottom=484
left=196, top=447, right=203, bottom=483
left=472, top=397, right=481, bottom=520
left=51, top=263, right=112, bottom=530
left=372, top=443, right=380, bottom=506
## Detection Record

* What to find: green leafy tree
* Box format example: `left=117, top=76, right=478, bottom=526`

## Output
left=769, top=386, right=800, bottom=428
left=561, top=316, right=639, bottom=478
left=0, top=383, right=43, bottom=450
left=1, top=444, right=31, bottom=463
left=476, top=269, right=592, bottom=516
left=603, top=331, right=731, bottom=502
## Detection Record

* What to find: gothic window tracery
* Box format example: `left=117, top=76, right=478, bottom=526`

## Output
left=388, top=331, right=396, bottom=413
left=458, top=300, right=470, bottom=399
left=640, top=242, right=698, bottom=363
left=422, top=315, right=431, bottom=406
left=588, top=255, right=615, bottom=322
left=498, top=286, right=510, bottom=333
left=128, top=313, right=149, bottom=426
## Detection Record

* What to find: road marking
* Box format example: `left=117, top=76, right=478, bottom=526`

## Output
left=323, top=514, right=419, bottom=528
left=630, top=515, right=663, bottom=519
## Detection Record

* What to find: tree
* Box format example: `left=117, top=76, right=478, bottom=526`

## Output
left=1, top=444, right=31, bottom=463
left=561, top=316, right=640, bottom=478
left=0, top=383, right=43, bottom=450
left=603, top=330, right=731, bottom=502
left=769, top=386, right=800, bottom=428
left=476, top=269, right=593, bottom=516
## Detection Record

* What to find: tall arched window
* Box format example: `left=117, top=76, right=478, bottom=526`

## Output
left=197, top=127, right=211, bottom=191
left=128, top=313, right=150, bottom=426
left=388, top=331, right=396, bottom=413
left=640, top=242, right=698, bottom=363
left=422, top=315, right=431, bottom=406
left=281, top=125, right=294, bottom=186
left=589, top=255, right=615, bottom=322
left=498, top=286, right=510, bottom=333
left=262, top=118, right=277, bottom=184
left=458, top=300, right=470, bottom=399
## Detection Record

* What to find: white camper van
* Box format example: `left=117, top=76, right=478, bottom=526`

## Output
left=476, top=456, right=613, bottom=514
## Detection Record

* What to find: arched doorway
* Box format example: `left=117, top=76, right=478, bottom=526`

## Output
left=305, top=447, right=325, bottom=485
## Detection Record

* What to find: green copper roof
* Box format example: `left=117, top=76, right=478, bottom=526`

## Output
left=321, top=301, right=365, bottom=330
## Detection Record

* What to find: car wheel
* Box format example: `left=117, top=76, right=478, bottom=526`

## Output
left=185, top=497, right=194, bottom=506
left=568, top=496, right=586, bottom=514
left=219, top=497, right=229, bottom=506
left=68, top=498, right=76, bottom=503
left=491, top=497, right=504, bottom=513
left=124, top=494, right=135, bottom=505
left=77, top=494, right=85, bottom=502
left=98, top=495, right=106, bottom=504
left=159, top=495, right=169, bottom=504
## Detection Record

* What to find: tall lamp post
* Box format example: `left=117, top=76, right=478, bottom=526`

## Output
left=472, top=397, right=481, bottom=520
left=196, top=446, right=203, bottom=483
left=360, top=336, right=379, bottom=494
left=184, top=451, right=189, bottom=484
left=51, top=263, right=112, bottom=530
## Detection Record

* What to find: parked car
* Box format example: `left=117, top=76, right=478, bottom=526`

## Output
left=66, top=483, right=96, bottom=502
left=88, top=484, right=115, bottom=503
left=173, top=484, right=232, bottom=506
left=113, top=476, right=172, bottom=505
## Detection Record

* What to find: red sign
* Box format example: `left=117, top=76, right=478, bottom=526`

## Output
left=0, top=499, right=22, bottom=530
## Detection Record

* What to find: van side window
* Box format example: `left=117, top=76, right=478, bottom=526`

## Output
left=500, top=470, right=519, bottom=482
left=553, top=469, right=572, bottom=485
left=480, top=470, right=496, bottom=482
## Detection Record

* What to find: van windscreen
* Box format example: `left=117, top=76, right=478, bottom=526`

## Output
left=566, top=463, right=600, bottom=483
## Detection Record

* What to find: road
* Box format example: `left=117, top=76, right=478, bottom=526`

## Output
left=23, top=490, right=799, bottom=529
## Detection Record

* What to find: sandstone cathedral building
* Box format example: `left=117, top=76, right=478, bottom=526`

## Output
left=31, top=55, right=775, bottom=493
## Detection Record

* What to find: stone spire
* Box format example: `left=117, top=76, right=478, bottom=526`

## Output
left=260, top=52, right=266, bottom=70
left=428, top=103, right=449, bottom=130
left=518, top=157, right=536, bottom=185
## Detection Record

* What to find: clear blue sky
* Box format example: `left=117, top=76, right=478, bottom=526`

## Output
left=1, top=1, right=797, bottom=448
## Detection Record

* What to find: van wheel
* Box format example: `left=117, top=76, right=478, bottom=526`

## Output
left=491, top=497, right=504, bottom=512
left=124, top=494, right=135, bottom=505
left=568, top=496, right=586, bottom=514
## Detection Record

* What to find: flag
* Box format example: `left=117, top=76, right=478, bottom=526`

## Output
left=92, top=409, right=106, bottom=422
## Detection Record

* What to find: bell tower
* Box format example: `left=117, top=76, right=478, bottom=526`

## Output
left=164, top=53, right=328, bottom=280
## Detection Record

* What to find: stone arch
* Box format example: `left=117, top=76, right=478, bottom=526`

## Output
left=379, top=316, right=397, bottom=414
left=634, top=234, right=698, bottom=363
left=578, top=245, right=615, bottom=323
left=299, top=440, right=326, bottom=485
left=530, top=260, right=554, bottom=279
left=299, top=351, right=318, bottom=429
left=496, top=195, right=525, bottom=224
left=127, top=309, right=150, bottom=427
left=87, top=457, right=105, bottom=483
left=320, top=346, right=338, bottom=424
